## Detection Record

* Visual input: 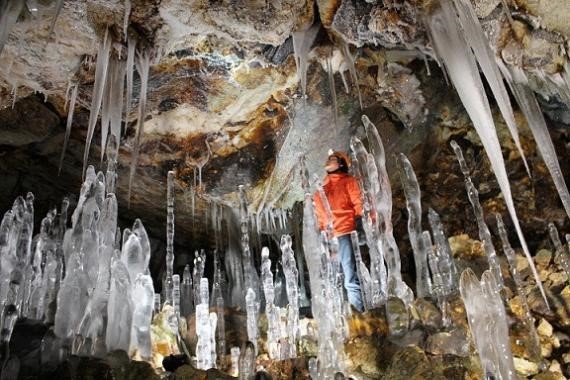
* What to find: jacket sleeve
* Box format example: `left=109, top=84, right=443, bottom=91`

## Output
left=347, top=177, right=363, bottom=217
left=313, top=191, right=326, bottom=231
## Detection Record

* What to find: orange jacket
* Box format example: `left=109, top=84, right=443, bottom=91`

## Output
left=313, top=173, right=363, bottom=237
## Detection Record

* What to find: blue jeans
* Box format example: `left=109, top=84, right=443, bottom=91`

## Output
left=337, top=234, right=364, bottom=312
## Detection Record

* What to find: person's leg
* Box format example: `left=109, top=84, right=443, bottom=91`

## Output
left=337, top=234, right=364, bottom=312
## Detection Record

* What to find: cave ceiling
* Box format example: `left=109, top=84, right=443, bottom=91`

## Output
left=0, top=0, right=569, bottom=250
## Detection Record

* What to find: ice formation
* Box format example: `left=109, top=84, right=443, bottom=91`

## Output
left=59, top=84, right=79, bottom=175
left=195, top=278, right=217, bottom=369
left=548, top=223, right=570, bottom=280
left=292, top=25, right=319, bottom=100
left=460, top=269, right=516, bottom=380
left=451, top=141, right=504, bottom=288
left=427, top=0, right=548, bottom=306
left=164, top=171, right=175, bottom=306
left=397, top=153, right=432, bottom=298
left=497, top=214, right=541, bottom=362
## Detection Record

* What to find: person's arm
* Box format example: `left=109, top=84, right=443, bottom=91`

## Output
left=347, top=177, right=363, bottom=217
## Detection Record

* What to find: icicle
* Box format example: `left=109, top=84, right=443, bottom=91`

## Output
left=497, top=214, right=541, bottom=362
left=427, top=208, right=458, bottom=291
left=128, top=51, right=151, bottom=204
left=291, top=25, right=319, bottom=100
left=502, top=65, right=570, bottom=221
left=125, top=38, right=136, bottom=123
left=424, top=231, right=451, bottom=327
left=180, top=265, right=193, bottom=317
left=59, top=84, right=79, bottom=175
left=426, top=4, right=548, bottom=308
left=49, top=0, right=65, bottom=36
left=340, top=42, right=363, bottom=110
left=326, top=52, right=339, bottom=133
left=123, top=0, right=131, bottom=41
left=83, top=29, right=111, bottom=178
left=0, top=0, right=24, bottom=57
left=451, top=0, right=530, bottom=176
left=245, top=288, right=258, bottom=354
left=11, top=84, right=17, bottom=109
left=108, top=57, right=125, bottom=152
left=280, top=235, right=299, bottom=359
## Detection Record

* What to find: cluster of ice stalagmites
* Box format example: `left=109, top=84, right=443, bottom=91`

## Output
left=0, top=155, right=155, bottom=363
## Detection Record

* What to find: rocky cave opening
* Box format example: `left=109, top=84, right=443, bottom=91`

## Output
left=0, top=0, right=569, bottom=379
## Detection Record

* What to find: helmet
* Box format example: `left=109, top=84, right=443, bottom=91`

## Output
left=326, top=150, right=351, bottom=172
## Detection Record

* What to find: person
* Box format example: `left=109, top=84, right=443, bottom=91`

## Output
left=314, top=150, right=365, bottom=312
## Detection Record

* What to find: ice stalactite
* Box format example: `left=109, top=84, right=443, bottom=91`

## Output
left=460, top=269, right=516, bottom=380
left=397, top=153, right=432, bottom=298
left=427, top=4, right=548, bottom=307
left=128, top=51, right=151, bottom=204
left=362, top=115, right=413, bottom=304
left=291, top=25, right=319, bottom=100
left=326, top=54, right=339, bottom=133
left=0, top=0, right=24, bottom=56
left=83, top=29, right=111, bottom=178
left=125, top=38, right=136, bottom=123
left=548, top=223, right=570, bottom=280
left=49, top=0, right=65, bottom=36
left=450, top=141, right=504, bottom=289
left=108, top=57, right=126, bottom=156
left=164, top=171, right=175, bottom=306
left=501, top=65, right=570, bottom=221
left=497, top=214, right=541, bottom=362
left=340, top=42, right=363, bottom=110
left=451, top=0, right=530, bottom=176
left=123, top=0, right=131, bottom=40
left=59, top=84, right=79, bottom=174
left=427, top=209, right=458, bottom=292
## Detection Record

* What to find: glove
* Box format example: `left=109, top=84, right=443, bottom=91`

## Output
left=355, top=216, right=367, bottom=246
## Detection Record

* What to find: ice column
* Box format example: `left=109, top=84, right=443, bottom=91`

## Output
left=497, top=214, right=541, bottom=362
left=130, top=274, right=154, bottom=359
left=245, top=288, right=259, bottom=354
left=196, top=278, right=216, bottom=369
left=397, top=153, right=432, bottom=298
left=180, top=265, right=193, bottom=317
left=239, top=186, right=259, bottom=300
left=451, top=141, right=504, bottom=289
left=164, top=171, right=175, bottom=306
left=261, top=247, right=279, bottom=359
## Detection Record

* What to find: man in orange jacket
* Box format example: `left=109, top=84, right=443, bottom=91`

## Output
left=314, top=151, right=364, bottom=312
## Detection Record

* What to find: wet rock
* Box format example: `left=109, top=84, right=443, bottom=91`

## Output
left=382, top=345, right=440, bottom=379
left=174, top=364, right=235, bottom=380
left=386, top=297, right=409, bottom=337
left=425, top=328, right=471, bottom=357
left=538, top=319, right=554, bottom=337
left=535, top=249, right=553, bottom=268
left=413, top=298, right=442, bottom=331
left=0, top=96, right=59, bottom=146
left=514, top=357, right=540, bottom=377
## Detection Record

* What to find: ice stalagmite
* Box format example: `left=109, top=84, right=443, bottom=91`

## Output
left=245, top=288, right=258, bottom=354
left=59, top=84, right=79, bottom=175
left=350, top=136, right=387, bottom=307
left=180, top=265, right=193, bottom=317
left=460, top=269, right=516, bottom=380
left=427, top=1, right=548, bottom=307
left=216, top=295, right=226, bottom=369
left=424, top=231, right=451, bottom=326
left=427, top=208, right=458, bottom=291
left=397, top=153, right=432, bottom=298
left=261, top=247, right=279, bottom=359
left=291, top=25, right=319, bottom=100
left=164, top=171, right=175, bottom=306
left=451, top=0, right=529, bottom=175
left=502, top=65, right=570, bottom=221
left=548, top=223, right=570, bottom=279
left=497, top=214, right=541, bottom=362
left=196, top=278, right=216, bottom=369
left=362, top=116, right=412, bottom=304
left=130, top=274, right=154, bottom=359
left=280, top=235, right=299, bottom=359
left=125, top=38, right=136, bottom=122
left=128, top=52, right=151, bottom=203
left=83, top=29, right=111, bottom=178
left=451, top=141, right=504, bottom=289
